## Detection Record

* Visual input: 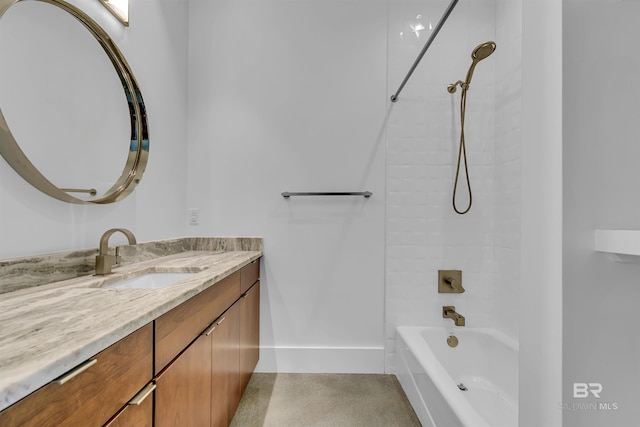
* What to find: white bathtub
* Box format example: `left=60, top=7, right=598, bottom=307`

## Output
left=395, top=326, right=518, bottom=427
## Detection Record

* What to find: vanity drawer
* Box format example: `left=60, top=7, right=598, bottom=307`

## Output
left=240, top=259, right=260, bottom=293
left=155, top=270, right=241, bottom=373
left=0, top=323, right=153, bottom=427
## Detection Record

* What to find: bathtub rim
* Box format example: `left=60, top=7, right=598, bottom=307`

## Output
left=396, top=325, right=519, bottom=427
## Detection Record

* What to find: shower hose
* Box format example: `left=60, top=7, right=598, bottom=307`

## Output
left=452, top=83, right=472, bottom=215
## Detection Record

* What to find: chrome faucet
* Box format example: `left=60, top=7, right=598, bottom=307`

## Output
left=95, top=228, right=137, bottom=275
left=442, top=306, right=465, bottom=326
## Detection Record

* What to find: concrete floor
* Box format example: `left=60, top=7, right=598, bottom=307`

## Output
left=230, top=373, right=422, bottom=427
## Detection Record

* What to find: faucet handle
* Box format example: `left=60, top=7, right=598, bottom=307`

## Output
left=444, top=276, right=457, bottom=286
left=438, top=270, right=465, bottom=293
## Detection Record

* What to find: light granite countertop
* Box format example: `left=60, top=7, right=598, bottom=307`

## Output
left=0, top=244, right=262, bottom=411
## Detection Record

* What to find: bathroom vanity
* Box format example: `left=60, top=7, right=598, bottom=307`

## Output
left=0, top=237, right=262, bottom=427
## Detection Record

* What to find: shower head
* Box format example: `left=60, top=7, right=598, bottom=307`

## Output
left=447, top=41, right=496, bottom=94
left=471, top=41, right=496, bottom=61
left=464, top=41, right=496, bottom=86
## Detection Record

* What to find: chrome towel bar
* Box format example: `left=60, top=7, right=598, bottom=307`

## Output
left=282, top=191, right=372, bottom=199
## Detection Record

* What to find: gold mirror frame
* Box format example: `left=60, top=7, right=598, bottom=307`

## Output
left=0, top=0, right=148, bottom=204
left=98, top=0, right=128, bottom=26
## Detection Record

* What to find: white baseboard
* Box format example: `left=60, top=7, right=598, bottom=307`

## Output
left=255, top=346, right=385, bottom=373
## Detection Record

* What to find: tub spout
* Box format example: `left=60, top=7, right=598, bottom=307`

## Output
left=443, top=306, right=465, bottom=326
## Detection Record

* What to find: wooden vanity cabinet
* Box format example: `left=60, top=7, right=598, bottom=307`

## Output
left=153, top=272, right=240, bottom=426
left=155, top=260, right=260, bottom=427
left=0, top=323, right=153, bottom=427
left=0, top=258, right=260, bottom=427
left=155, top=300, right=243, bottom=427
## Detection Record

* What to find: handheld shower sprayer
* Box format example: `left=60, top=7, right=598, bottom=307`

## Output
left=447, top=41, right=496, bottom=93
left=448, top=41, right=496, bottom=215
left=465, top=41, right=496, bottom=82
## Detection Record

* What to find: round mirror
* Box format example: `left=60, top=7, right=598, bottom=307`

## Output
left=0, top=0, right=148, bottom=204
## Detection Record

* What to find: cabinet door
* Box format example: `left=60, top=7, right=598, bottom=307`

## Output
left=239, top=281, right=260, bottom=395
left=155, top=334, right=212, bottom=427
left=211, top=303, right=240, bottom=427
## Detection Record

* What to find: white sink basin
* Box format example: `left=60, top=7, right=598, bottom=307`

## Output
left=104, top=272, right=195, bottom=290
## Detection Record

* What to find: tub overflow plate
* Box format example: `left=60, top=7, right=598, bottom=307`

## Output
left=447, top=335, right=459, bottom=347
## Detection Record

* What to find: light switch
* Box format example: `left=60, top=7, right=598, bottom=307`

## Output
left=188, top=208, right=199, bottom=226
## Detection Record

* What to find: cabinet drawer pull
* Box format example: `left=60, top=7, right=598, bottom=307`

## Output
left=203, top=323, right=217, bottom=336
left=54, top=358, right=97, bottom=385
left=128, top=383, right=156, bottom=406
left=203, top=314, right=227, bottom=336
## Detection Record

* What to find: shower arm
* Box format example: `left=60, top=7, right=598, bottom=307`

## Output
left=390, top=0, right=459, bottom=103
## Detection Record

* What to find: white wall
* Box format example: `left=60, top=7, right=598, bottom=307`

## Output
left=519, top=0, right=563, bottom=426
left=494, top=0, right=522, bottom=342
left=385, top=0, right=522, bottom=371
left=187, top=0, right=387, bottom=373
left=563, top=1, right=640, bottom=425
left=0, top=0, right=189, bottom=258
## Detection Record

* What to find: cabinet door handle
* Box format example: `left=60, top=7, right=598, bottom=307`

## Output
left=54, top=359, right=97, bottom=385
left=203, top=315, right=226, bottom=336
left=128, top=383, right=156, bottom=406
left=203, top=323, right=217, bottom=336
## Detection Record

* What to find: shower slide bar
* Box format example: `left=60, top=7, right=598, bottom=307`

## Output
left=389, top=0, right=459, bottom=102
left=281, top=191, right=372, bottom=199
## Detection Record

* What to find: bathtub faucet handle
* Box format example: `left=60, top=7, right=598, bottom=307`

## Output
left=438, top=270, right=465, bottom=293
left=443, top=306, right=465, bottom=326
left=444, top=276, right=458, bottom=287
left=444, top=276, right=464, bottom=293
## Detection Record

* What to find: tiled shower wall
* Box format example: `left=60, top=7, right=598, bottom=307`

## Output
left=385, top=0, right=521, bottom=371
